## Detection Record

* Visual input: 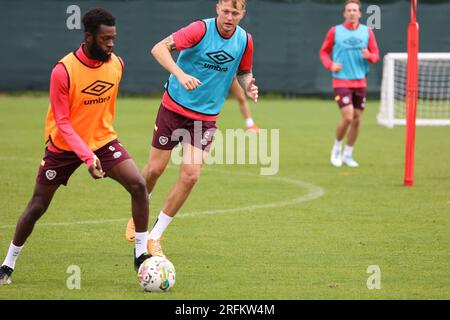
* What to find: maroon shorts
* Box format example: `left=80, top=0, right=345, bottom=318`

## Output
left=36, top=139, right=131, bottom=186
left=334, top=87, right=367, bottom=110
left=152, top=104, right=217, bottom=152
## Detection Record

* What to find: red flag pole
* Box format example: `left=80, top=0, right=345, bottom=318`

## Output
left=404, top=0, right=419, bottom=187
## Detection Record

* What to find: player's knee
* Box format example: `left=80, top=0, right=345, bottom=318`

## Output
left=343, top=114, right=353, bottom=124
left=180, top=170, right=200, bottom=187
left=146, top=165, right=165, bottom=180
left=27, top=201, right=48, bottom=221
left=352, top=115, right=362, bottom=126
left=128, top=178, right=148, bottom=199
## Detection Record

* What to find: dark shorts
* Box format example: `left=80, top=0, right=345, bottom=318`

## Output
left=334, top=87, right=367, bottom=110
left=36, top=139, right=131, bottom=186
left=152, top=104, right=217, bottom=152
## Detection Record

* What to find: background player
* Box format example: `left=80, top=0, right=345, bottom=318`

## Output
left=320, top=0, right=379, bottom=167
left=230, top=78, right=260, bottom=133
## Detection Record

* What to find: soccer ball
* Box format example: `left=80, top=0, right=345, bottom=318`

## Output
left=137, top=256, right=176, bottom=292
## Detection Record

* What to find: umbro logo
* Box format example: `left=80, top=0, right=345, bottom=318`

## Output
left=206, top=50, right=235, bottom=65
left=81, top=80, right=114, bottom=96
left=343, top=37, right=363, bottom=47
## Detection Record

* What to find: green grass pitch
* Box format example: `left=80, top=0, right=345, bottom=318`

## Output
left=0, top=94, right=449, bottom=299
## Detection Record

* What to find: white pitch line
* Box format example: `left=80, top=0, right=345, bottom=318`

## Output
left=0, top=155, right=41, bottom=163
left=0, top=162, right=324, bottom=229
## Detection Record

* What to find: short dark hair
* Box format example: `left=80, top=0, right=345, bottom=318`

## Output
left=82, top=8, right=115, bottom=34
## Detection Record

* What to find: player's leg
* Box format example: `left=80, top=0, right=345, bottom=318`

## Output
left=107, top=158, right=152, bottom=268
left=331, top=92, right=354, bottom=167
left=346, top=108, right=362, bottom=148
left=12, top=183, right=61, bottom=246
left=148, top=119, right=215, bottom=257
left=161, top=143, right=204, bottom=216
left=107, top=159, right=149, bottom=233
left=231, top=78, right=259, bottom=132
left=343, top=89, right=366, bottom=168
left=1, top=147, right=80, bottom=285
left=147, top=143, right=205, bottom=257
left=124, top=147, right=171, bottom=243
left=142, top=147, right=172, bottom=196
left=93, top=139, right=151, bottom=268
left=0, top=183, right=60, bottom=285
left=342, top=108, right=362, bottom=167
left=124, top=105, right=176, bottom=243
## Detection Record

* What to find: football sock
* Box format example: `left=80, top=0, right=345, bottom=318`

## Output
left=245, top=118, right=255, bottom=128
left=149, top=211, right=173, bottom=240
left=334, top=139, right=342, bottom=150
left=2, top=242, right=23, bottom=269
left=344, top=145, right=353, bottom=158
left=135, top=232, right=148, bottom=258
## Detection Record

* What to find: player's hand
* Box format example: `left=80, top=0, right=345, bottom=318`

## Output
left=362, top=48, right=371, bottom=59
left=331, top=63, right=342, bottom=73
left=177, top=72, right=202, bottom=91
left=88, top=155, right=105, bottom=179
left=245, top=78, right=258, bottom=103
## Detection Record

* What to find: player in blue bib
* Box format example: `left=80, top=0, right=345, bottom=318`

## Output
left=125, top=0, right=258, bottom=258
left=320, top=0, right=379, bottom=168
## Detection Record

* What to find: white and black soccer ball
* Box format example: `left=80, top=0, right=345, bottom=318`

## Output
left=137, top=256, right=176, bottom=292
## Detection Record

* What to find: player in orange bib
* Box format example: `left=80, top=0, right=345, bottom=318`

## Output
left=0, top=8, right=151, bottom=286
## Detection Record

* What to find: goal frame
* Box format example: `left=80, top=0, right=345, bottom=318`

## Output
left=378, top=52, right=450, bottom=128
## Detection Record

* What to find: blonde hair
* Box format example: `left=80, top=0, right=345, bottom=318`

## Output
left=343, top=0, right=361, bottom=11
left=218, top=0, right=246, bottom=10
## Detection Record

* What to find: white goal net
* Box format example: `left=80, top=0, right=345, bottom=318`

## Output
left=378, top=53, right=450, bottom=128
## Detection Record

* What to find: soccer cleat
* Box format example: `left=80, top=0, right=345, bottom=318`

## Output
left=247, top=125, right=260, bottom=133
left=0, top=265, right=13, bottom=285
left=134, top=251, right=152, bottom=271
left=330, top=147, right=343, bottom=167
left=125, top=218, right=135, bottom=242
left=343, top=156, right=359, bottom=168
left=147, top=238, right=166, bottom=258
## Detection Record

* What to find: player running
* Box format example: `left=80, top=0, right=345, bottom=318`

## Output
left=125, top=0, right=258, bottom=257
left=320, top=0, right=379, bottom=167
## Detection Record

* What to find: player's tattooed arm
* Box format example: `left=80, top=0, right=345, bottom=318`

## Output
left=151, top=35, right=202, bottom=91
left=161, top=35, right=177, bottom=52
left=237, top=70, right=258, bottom=102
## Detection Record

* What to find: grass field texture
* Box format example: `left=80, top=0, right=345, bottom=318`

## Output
left=0, top=94, right=449, bottom=299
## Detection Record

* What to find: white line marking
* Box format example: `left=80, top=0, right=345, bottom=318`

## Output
left=0, top=162, right=324, bottom=229
left=0, top=155, right=40, bottom=163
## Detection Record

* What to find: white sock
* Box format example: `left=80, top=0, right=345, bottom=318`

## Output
left=135, top=232, right=148, bottom=258
left=2, top=242, right=24, bottom=270
left=334, top=139, right=342, bottom=150
left=245, top=118, right=255, bottom=128
left=344, top=145, right=353, bottom=158
left=149, top=211, right=173, bottom=240
left=148, top=192, right=152, bottom=200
